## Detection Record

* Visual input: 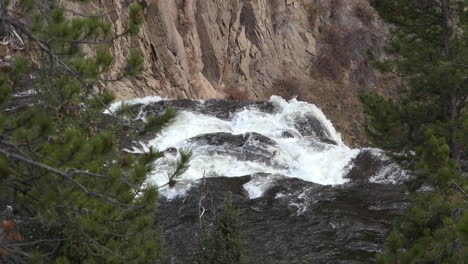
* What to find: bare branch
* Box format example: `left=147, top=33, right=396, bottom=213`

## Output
left=451, top=183, right=467, bottom=197
left=451, top=63, right=468, bottom=69
left=11, top=239, right=65, bottom=247
left=198, top=170, right=207, bottom=230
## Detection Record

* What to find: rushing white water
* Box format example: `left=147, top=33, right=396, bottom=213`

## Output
left=113, top=96, right=366, bottom=199
left=105, top=96, right=165, bottom=116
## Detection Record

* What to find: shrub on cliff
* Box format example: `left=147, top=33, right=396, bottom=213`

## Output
left=316, top=24, right=352, bottom=80
left=0, top=0, right=173, bottom=263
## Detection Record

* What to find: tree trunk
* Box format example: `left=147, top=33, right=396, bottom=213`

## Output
left=441, top=0, right=460, bottom=161
left=0, top=0, right=6, bottom=37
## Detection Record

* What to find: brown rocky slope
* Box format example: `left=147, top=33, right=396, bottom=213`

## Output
left=66, top=0, right=396, bottom=146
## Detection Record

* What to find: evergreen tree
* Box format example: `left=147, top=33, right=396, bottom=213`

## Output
left=198, top=194, right=249, bottom=264
left=0, top=0, right=182, bottom=263
left=360, top=0, right=468, bottom=263
left=376, top=131, right=467, bottom=263
left=360, top=0, right=467, bottom=162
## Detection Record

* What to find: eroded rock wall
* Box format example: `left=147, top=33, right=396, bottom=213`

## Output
left=70, top=0, right=393, bottom=145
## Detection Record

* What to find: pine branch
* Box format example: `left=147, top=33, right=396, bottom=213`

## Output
left=4, top=17, right=118, bottom=116
left=11, top=238, right=65, bottom=247
left=0, top=148, right=143, bottom=209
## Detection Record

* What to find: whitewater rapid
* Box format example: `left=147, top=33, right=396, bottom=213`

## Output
left=109, top=96, right=370, bottom=199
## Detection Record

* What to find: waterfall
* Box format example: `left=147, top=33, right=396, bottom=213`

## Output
left=108, top=96, right=406, bottom=199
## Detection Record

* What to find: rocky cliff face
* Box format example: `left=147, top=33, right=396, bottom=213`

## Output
left=68, top=0, right=392, bottom=146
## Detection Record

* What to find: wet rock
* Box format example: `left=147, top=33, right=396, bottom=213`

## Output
left=345, top=150, right=409, bottom=184
left=136, top=98, right=275, bottom=120
left=163, top=147, right=178, bottom=155
left=281, top=131, right=295, bottom=138
left=110, top=98, right=410, bottom=263
left=321, top=138, right=338, bottom=145
left=201, top=99, right=275, bottom=119
left=188, top=132, right=280, bottom=165
left=345, top=150, right=386, bottom=183
left=200, top=176, right=252, bottom=198
left=293, top=114, right=334, bottom=143
left=136, top=99, right=203, bottom=116
left=157, top=176, right=409, bottom=264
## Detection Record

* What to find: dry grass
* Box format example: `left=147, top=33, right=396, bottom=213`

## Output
left=267, top=76, right=326, bottom=102
left=224, top=86, right=250, bottom=101
left=315, top=24, right=351, bottom=80
left=270, top=78, right=302, bottom=100
left=315, top=54, right=344, bottom=81
left=350, top=60, right=375, bottom=87
left=320, top=24, right=344, bottom=45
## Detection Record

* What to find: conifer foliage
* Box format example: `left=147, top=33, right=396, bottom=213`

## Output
left=198, top=194, right=250, bottom=264
left=360, top=0, right=468, bottom=263
left=360, top=0, right=467, bottom=161
left=0, top=0, right=169, bottom=263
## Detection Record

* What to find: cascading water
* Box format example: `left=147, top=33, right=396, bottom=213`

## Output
left=106, top=96, right=409, bottom=264
left=107, top=96, right=405, bottom=199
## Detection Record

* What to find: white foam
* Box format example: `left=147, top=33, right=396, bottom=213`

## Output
left=105, top=96, right=165, bottom=114
left=131, top=96, right=363, bottom=199
left=365, top=148, right=409, bottom=184
left=147, top=112, right=231, bottom=151
left=13, top=89, right=37, bottom=97
left=244, top=174, right=285, bottom=199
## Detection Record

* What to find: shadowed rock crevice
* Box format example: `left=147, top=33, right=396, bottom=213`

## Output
left=196, top=2, right=221, bottom=85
